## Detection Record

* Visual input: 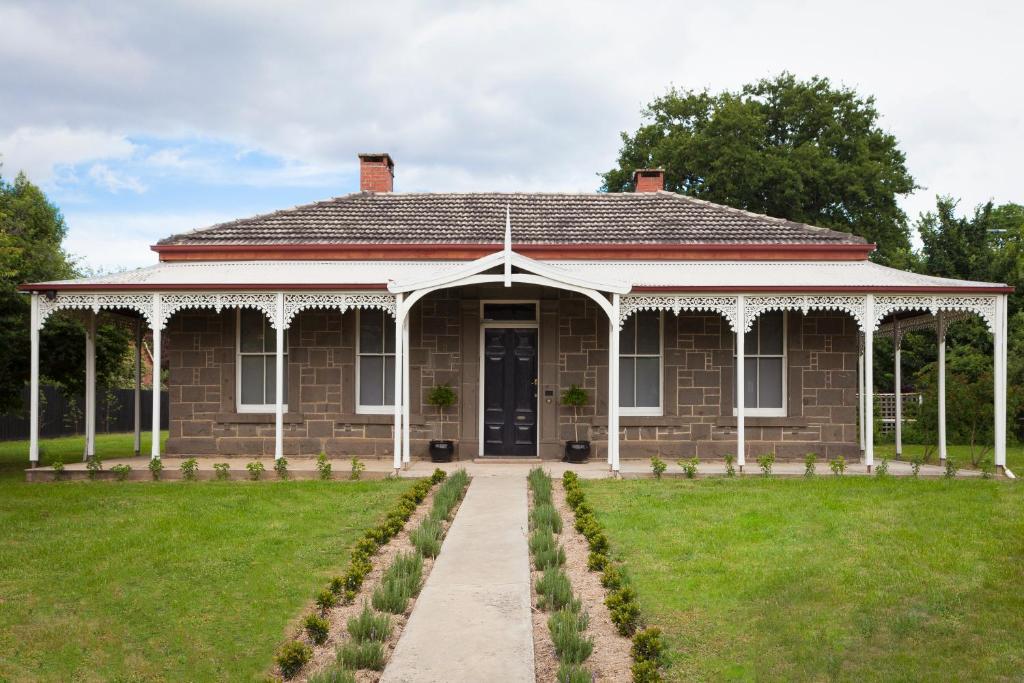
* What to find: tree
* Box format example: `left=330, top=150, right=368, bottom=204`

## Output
left=0, top=170, right=131, bottom=414
left=602, top=73, right=918, bottom=265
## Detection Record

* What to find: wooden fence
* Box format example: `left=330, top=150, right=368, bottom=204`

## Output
left=0, top=385, right=168, bottom=441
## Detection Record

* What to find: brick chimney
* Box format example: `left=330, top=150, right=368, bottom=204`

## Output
left=633, top=168, right=665, bottom=192
left=358, top=153, right=394, bottom=192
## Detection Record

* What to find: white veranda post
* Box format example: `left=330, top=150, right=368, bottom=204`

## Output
left=85, top=310, right=96, bottom=461
left=608, top=294, right=620, bottom=473
left=29, top=294, right=40, bottom=466
left=863, top=295, right=875, bottom=471
left=151, top=294, right=162, bottom=459
left=274, top=293, right=285, bottom=461
left=894, top=320, right=902, bottom=458
left=995, top=294, right=1008, bottom=472
left=937, top=312, right=947, bottom=462
left=402, top=315, right=411, bottom=466
left=858, top=350, right=865, bottom=453
left=393, top=294, right=404, bottom=472
left=736, top=295, right=746, bottom=470
left=134, top=318, right=143, bottom=456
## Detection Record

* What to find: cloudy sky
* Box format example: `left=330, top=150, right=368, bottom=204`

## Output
left=1, top=0, right=1021, bottom=271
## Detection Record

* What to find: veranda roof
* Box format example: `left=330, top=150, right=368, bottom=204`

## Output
left=23, top=259, right=1011, bottom=293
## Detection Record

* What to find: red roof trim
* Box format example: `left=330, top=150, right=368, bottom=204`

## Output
left=152, top=242, right=876, bottom=262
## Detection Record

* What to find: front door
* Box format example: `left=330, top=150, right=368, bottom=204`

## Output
left=483, top=328, right=538, bottom=456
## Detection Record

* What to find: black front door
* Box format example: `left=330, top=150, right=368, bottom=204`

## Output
left=483, top=328, right=538, bottom=456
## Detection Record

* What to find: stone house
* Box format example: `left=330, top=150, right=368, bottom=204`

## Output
left=22, top=153, right=1013, bottom=473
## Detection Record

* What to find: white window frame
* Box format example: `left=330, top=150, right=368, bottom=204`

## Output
left=356, top=308, right=396, bottom=415
left=619, top=310, right=664, bottom=417
left=236, top=308, right=288, bottom=414
left=734, top=311, right=788, bottom=417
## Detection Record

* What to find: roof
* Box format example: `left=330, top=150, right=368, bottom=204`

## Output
left=26, top=259, right=1009, bottom=293
left=157, top=191, right=868, bottom=247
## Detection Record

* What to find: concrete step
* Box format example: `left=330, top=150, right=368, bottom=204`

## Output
left=472, top=456, right=543, bottom=464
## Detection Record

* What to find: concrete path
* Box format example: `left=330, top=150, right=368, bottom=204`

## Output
left=381, top=474, right=535, bottom=683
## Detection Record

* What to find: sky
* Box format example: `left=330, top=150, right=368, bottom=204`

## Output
left=0, top=0, right=1021, bottom=271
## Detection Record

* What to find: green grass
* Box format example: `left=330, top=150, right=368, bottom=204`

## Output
left=874, top=442, right=1024, bottom=473
left=0, top=431, right=169, bottom=480
left=583, top=477, right=1024, bottom=682
left=0, top=465, right=412, bottom=681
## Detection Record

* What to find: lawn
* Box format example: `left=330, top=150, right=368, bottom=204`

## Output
left=0, top=447, right=411, bottom=681
left=0, top=431, right=169, bottom=481
left=584, top=477, right=1024, bottom=682
left=874, top=442, right=1024, bottom=473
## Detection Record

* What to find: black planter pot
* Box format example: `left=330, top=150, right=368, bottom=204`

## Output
left=429, top=440, right=455, bottom=463
left=564, top=440, right=591, bottom=463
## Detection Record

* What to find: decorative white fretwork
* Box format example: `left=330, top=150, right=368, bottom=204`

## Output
left=283, top=293, right=397, bottom=326
left=873, top=294, right=997, bottom=333
left=159, top=292, right=279, bottom=329
left=619, top=295, right=739, bottom=331
left=743, top=295, right=868, bottom=332
left=37, top=293, right=154, bottom=330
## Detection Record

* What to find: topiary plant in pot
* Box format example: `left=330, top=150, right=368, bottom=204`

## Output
left=426, top=383, right=457, bottom=462
left=561, top=384, right=591, bottom=463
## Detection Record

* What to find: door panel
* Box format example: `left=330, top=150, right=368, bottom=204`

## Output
left=483, top=328, right=538, bottom=455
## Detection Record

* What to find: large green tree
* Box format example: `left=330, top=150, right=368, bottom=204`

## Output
left=0, top=170, right=131, bottom=414
left=602, top=73, right=918, bottom=265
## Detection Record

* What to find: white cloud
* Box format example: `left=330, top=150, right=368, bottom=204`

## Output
left=87, top=163, right=146, bottom=194
left=0, top=127, right=136, bottom=183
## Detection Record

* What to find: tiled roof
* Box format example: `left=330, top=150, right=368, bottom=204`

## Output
left=158, top=191, right=867, bottom=246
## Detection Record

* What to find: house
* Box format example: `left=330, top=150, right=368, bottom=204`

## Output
left=22, top=153, right=1013, bottom=474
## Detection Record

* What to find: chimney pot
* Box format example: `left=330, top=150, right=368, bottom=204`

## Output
left=633, top=168, right=665, bottom=193
left=358, top=153, right=395, bottom=192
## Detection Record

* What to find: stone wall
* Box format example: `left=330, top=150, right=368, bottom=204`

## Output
left=165, top=293, right=860, bottom=461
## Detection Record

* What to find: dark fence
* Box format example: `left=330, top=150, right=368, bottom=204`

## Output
left=0, top=385, right=169, bottom=441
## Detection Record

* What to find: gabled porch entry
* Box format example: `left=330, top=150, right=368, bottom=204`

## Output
left=480, top=301, right=539, bottom=456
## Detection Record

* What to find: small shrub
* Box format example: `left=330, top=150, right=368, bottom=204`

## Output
left=410, top=518, right=443, bottom=558
left=350, top=457, right=365, bottom=480
left=528, top=467, right=553, bottom=505
left=304, top=613, right=330, bottom=645
left=587, top=551, right=608, bottom=572
left=180, top=458, right=199, bottom=481
left=563, top=470, right=579, bottom=486
left=606, top=586, right=642, bottom=636
left=632, top=659, right=662, bottom=682
left=276, top=640, right=312, bottom=679
left=51, top=458, right=65, bottom=477
left=110, top=464, right=132, bottom=481
left=536, top=567, right=580, bottom=612
left=275, top=457, right=289, bottom=480
left=430, top=467, right=447, bottom=484
left=315, top=589, right=337, bottom=615
left=632, top=627, right=665, bottom=665
left=316, top=451, right=332, bottom=480
left=337, top=640, right=385, bottom=671
left=601, top=564, right=625, bottom=591
left=328, top=575, right=345, bottom=595
left=875, top=457, right=889, bottom=477
left=678, top=457, right=699, bottom=479
left=587, top=531, right=610, bottom=555
left=557, top=663, right=592, bottom=683
left=347, top=604, right=392, bottom=642
left=86, top=455, right=103, bottom=480
left=548, top=608, right=593, bottom=665
left=829, top=456, right=846, bottom=476
left=565, top=485, right=585, bottom=510
left=247, top=460, right=265, bottom=480
left=372, top=552, right=423, bottom=614
left=530, top=528, right=566, bottom=571
left=910, top=454, right=923, bottom=477
left=650, top=456, right=667, bottom=479
left=213, top=462, right=230, bottom=480
left=530, top=503, right=563, bottom=533
left=148, top=457, right=163, bottom=480
left=723, top=453, right=736, bottom=477
left=804, top=453, right=817, bottom=477
left=980, top=454, right=996, bottom=479
left=308, top=666, right=356, bottom=683
left=944, top=457, right=959, bottom=479
left=757, top=453, right=774, bottom=476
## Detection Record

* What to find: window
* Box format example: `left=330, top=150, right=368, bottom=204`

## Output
left=237, top=308, right=287, bottom=412
left=619, top=310, right=662, bottom=415
left=734, top=311, right=786, bottom=416
left=357, top=309, right=395, bottom=413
